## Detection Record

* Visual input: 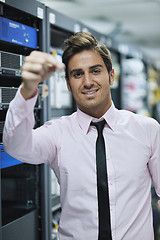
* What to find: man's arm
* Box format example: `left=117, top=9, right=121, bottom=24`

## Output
left=3, top=50, right=64, bottom=164
left=148, top=119, right=160, bottom=198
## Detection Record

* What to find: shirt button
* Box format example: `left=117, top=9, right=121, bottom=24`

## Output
left=109, top=181, right=113, bottom=186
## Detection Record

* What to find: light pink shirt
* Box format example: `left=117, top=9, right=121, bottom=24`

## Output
left=3, top=87, right=160, bottom=240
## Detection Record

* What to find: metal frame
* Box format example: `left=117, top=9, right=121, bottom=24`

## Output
left=2, top=210, right=38, bottom=240
left=0, top=168, right=2, bottom=240
left=0, top=1, right=51, bottom=240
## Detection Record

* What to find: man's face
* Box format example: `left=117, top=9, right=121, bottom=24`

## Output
left=67, top=50, right=114, bottom=118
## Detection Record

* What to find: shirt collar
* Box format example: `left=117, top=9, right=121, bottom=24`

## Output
left=76, top=102, right=118, bottom=134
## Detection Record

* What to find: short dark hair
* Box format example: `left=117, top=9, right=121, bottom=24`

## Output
left=62, top=32, right=112, bottom=80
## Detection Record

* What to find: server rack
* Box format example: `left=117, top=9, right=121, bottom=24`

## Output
left=0, top=167, right=2, bottom=240
left=0, top=1, right=51, bottom=240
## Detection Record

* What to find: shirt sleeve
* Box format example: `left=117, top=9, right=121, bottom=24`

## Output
left=148, top=119, right=160, bottom=198
left=3, top=85, right=57, bottom=166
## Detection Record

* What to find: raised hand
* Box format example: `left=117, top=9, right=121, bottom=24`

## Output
left=21, top=50, right=65, bottom=99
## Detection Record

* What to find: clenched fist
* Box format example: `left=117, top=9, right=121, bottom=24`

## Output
left=21, top=50, right=65, bottom=99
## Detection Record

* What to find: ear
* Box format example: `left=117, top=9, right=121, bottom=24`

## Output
left=109, top=69, right=114, bottom=86
left=65, top=77, right=71, bottom=92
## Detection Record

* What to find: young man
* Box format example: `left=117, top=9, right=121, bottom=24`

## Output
left=3, top=32, right=160, bottom=240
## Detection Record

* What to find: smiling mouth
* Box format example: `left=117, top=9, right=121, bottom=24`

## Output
left=82, top=89, right=98, bottom=95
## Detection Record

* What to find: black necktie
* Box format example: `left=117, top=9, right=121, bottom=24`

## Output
left=91, top=120, right=112, bottom=240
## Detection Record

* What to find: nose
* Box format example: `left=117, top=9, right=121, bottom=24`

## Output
left=83, top=72, right=93, bottom=89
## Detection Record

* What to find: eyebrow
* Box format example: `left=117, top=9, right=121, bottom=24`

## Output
left=69, top=64, right=104, bottom=76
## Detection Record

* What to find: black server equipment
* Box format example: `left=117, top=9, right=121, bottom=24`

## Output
left=0, top=1, right=51, bottom=240
left=0, top=50, right=24, bottom=77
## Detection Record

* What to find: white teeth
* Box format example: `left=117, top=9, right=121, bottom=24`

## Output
left=84, top=90, right=97, bottom=95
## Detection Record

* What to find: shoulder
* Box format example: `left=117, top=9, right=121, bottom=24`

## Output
left=117, top=109, right=159, bottom=132
left=43, top=111, right=77, bottom=130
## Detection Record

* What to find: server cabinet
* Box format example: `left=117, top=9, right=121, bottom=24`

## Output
left=0, top=168, right=2, bottom=240
left=0, top=1, right=51, bottom=240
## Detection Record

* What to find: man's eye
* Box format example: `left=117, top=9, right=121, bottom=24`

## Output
left=92, top=69, right=101, bottom=74
left=73, top=72, right=83, bottom=78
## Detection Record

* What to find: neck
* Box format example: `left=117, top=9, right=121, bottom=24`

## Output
left=79, top=102, right=112, bottom=119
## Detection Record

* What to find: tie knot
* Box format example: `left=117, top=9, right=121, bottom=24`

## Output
left=91, top=119, right=106, bottom=133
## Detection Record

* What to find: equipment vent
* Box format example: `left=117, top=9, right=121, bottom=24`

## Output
left=0, top=121, right=4, bottom=134
left=1, top=52, right=20, bottom=69
left=1, top=87, right=18, bottom=104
